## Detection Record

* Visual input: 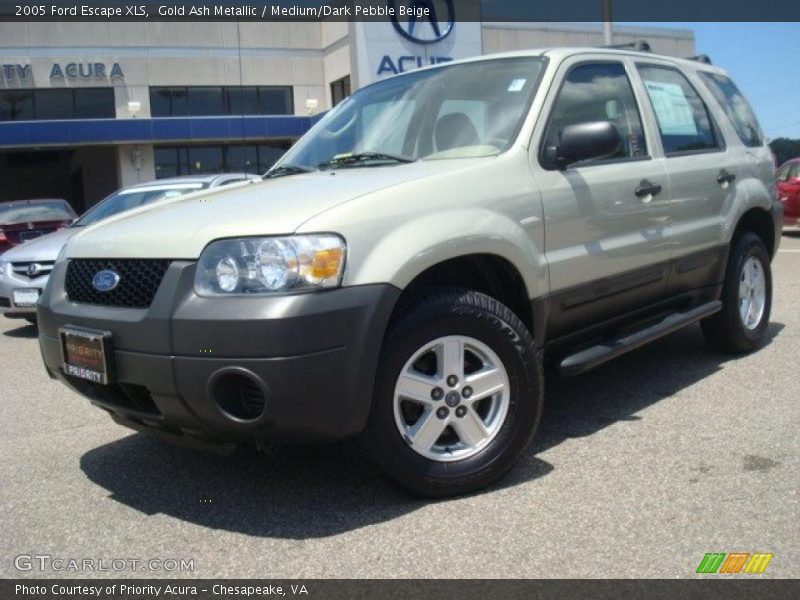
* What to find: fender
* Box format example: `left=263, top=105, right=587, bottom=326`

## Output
left=347, top=208, right=546, bottom=298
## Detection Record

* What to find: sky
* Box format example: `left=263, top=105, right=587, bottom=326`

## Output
left=630, top=22, right=800, bottom=140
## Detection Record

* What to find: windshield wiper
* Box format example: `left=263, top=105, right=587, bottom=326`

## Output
left=317, top=152, right=416, bottom=170
left=263, top=164, right=314, bottom=179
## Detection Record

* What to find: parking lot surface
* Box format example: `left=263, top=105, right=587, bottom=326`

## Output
left=1, top=234, right=798, bottom=579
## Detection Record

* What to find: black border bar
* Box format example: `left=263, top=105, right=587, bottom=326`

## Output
left=1, top=0, right=799, bottom=22
left=4, top=579, right=800, bottom=600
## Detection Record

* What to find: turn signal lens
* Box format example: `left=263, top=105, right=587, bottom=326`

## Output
left=310, top=248, right=344, bottom=280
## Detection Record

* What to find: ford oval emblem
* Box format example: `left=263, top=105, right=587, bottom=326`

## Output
left=91, top=269, right=120, bottom=292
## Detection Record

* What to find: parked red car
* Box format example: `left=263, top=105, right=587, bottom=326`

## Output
left=0, top=199, right=76, bottom=255
left=777, top=159, right=800, bottom=229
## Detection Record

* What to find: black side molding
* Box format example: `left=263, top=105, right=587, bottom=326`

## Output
left=559, top=301, right=722, bottom=377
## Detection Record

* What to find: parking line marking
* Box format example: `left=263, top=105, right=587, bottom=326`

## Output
left=778, top=249, right=800, bottom=253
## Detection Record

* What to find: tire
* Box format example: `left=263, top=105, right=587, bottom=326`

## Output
left=702, top=232, right=772, bottom=353
left=362, top=289, right=543, bottom=497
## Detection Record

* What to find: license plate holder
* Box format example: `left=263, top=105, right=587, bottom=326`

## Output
left=59, top=326, right=113, bottom=385
left=13, top=288, right=40, bottom=307
left=19, top=230, right=44, bottom=242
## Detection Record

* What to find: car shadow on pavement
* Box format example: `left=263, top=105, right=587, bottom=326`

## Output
left=80, top=434, right=554, bottom=539
left=79, top=322, right=782, bottom=539
left=2, top=322, right=38, bottom=338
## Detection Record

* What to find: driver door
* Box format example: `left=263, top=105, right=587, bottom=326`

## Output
left=530, top=56, right=672, bottom=337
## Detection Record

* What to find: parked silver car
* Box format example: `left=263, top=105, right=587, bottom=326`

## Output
left=0, top=174, right=258, bottom=321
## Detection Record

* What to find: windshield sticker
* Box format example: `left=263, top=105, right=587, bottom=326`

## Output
left=507, top=78, right=527, bottom=92
left=644, top=80, right=698, bottom=136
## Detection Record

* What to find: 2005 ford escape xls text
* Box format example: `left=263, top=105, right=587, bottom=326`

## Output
left=38, top=48, right=782, bottom=496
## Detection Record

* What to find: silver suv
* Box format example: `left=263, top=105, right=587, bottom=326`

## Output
left=37, top=48, right=782, bottom=497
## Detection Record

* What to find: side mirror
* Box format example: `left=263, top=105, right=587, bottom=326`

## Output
left=544, top=121, right=622, bottom=170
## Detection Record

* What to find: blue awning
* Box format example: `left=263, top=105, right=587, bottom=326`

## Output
left=0, top=115, right=320, bottom=149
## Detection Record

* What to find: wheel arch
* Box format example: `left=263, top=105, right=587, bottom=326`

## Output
left=388, top=253, right=543, bottom=347
left=732, top=206, right=777, bottom=258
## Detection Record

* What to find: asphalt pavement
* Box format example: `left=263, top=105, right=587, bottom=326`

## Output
left=1, top=233, right=798, bottom=579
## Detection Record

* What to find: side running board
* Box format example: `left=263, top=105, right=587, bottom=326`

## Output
left=559, top=301, right=722, bottom=377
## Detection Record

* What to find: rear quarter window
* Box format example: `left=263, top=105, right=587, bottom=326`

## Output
left=697, top=71, right=764, bottom=147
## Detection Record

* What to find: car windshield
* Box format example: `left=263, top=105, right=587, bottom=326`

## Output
left=0, top=200, right=74, bottom=223
left=73, top=184, right=205, bottom=227
left=274, top=56, right=546, bottom=172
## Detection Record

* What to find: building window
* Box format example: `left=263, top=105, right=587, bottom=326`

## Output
left=226, top=87, right=259, bottom=115
left=150, top=86, right=293, bottom=117
left=187, top=87, right=224, bottom=116
left=74, top=88, right=116, bottom=119
left=0, top=90, right=34, bottom=121
left=0, top=88, right=114, bottom=121
left=330, top=76, right=351, bottom=107
left=154, top=142, right=292, bottom=177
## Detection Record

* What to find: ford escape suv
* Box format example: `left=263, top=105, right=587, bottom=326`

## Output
left=37, top=48, right=782, bottom=497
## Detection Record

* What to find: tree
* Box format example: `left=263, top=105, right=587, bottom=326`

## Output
left=769, top=138, right=800, bottom=166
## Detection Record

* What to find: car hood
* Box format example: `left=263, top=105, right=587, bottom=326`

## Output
left=64, top=159, right=488, bottom=259
left=1, top=227, right=78, bottom=262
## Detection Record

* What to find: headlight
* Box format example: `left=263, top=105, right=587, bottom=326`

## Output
left=195, top=234, right=346, bottom=296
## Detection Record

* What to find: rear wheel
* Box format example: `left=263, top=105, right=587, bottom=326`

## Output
left=362, top=289, right=542, bottom=497
left=702, top=232, right=772, bottom=353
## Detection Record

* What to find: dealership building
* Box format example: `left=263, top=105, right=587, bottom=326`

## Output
left=0, top=18, right=693, bottom=212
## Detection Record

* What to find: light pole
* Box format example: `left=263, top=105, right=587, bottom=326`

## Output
left=602, top=0, right=613, bottom=45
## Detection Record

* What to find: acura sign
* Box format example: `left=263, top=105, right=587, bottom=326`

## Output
left=352, top=0, right=481, bottom=86
left=389, top=0, right=455, bottom=44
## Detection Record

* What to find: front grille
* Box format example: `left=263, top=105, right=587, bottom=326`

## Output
left=65, top=259, right=170, bottom=308
left=11, top=260, right=55, bottom=280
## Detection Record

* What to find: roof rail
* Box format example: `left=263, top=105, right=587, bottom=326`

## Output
left=604, top=40, right=652, bottom=53
left=686, top=54, right=713, bottom=64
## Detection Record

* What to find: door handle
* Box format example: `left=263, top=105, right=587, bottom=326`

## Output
left=635, top=180, right=662, bottom=200
left=716, top=169, right=736, bottom=185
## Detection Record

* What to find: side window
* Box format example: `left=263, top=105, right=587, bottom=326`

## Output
left=544, top=62, right=647, bottom=164
left=697, top=71, right=763, bottom=147
left=637, top=65, right=720, bottom=154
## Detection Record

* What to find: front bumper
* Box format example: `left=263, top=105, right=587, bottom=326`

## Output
left=38, top=260, right=400, bottom=446
left=0, top=271, right=48, bottom=316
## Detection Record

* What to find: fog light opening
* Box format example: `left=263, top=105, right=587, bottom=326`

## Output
left=212, top=372, right=267, bottom=422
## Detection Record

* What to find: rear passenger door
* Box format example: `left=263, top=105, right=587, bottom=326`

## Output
left=531, top=57, right=672, bottom=337
left=634, top=62, right=739, bottom=292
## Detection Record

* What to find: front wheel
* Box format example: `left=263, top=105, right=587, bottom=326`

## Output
left=362, top=289, right=543, bottom=497
left=702, top=232, right=772, bottom=353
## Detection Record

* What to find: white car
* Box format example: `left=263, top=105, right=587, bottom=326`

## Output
left=0, top=174, right=258, bottom=322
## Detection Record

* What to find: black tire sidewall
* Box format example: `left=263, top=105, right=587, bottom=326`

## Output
left=726, top=234, right=772, bottom=344
left=365, top=292, right=541, bottom=496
